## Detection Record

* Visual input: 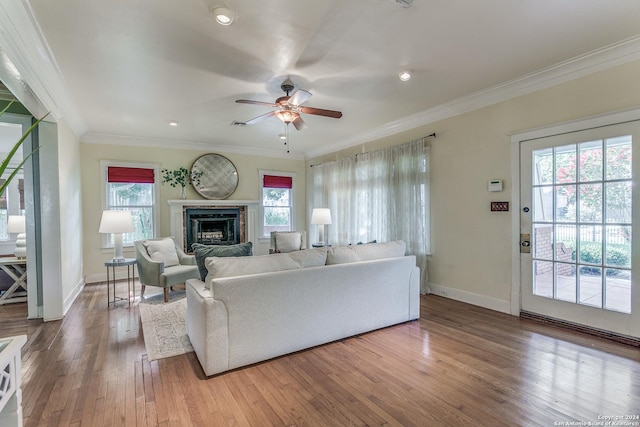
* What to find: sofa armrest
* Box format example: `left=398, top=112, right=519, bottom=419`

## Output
left=186, top=279, right=230, bottom=376
left=176, top=244, right=196, bottom=265
left=179, top=253, right=196, bottom=266
left=134, top=241, right=165, bottom=286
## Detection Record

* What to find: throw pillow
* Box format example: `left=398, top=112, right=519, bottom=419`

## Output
left=287, top=246, right=328, bottom=268
left=191, top=242, right=253, bottom=281
left=275, top=232, right=302, bottom=253
left=326, top=240, right=406, bottom=265
left=143, top=237, right=180, bottom=267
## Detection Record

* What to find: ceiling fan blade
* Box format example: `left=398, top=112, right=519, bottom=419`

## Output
left=288, top=89, right=312, bottom=106
left=299, top=106, right=343, bottom=119
left=236, top=99, right=278, bottom=107
left=292, top=115, right=307, bottom=130
left=244, top=111, right=276, bottom=125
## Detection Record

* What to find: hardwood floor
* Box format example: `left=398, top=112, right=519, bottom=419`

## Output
left=1, top=282, right=639, bottom=426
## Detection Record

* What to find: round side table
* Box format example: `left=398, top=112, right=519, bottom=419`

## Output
left=104, top=257, right=137, bottom=307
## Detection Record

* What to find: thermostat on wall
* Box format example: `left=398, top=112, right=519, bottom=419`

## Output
left=488, top=179, right=503, bottom=192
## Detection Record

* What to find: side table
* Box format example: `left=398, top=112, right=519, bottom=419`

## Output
left=0, top=335, right=27, bottom=427
left=104, top=258, right=137, bottom=307
left=0, top=258, right=27, bottom=305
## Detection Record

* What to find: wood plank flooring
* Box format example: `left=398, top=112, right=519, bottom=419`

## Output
left=1, top=282, right=639, bottom=426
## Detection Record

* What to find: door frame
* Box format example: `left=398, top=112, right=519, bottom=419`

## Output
left=510, top=106, right=640, bottom=316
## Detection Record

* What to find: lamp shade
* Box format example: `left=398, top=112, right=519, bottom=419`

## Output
left=7, top=215, right=25, bottom=233
left=99, top=210, right=134, bottom=234
left=311, top=208, right=332, bottom=225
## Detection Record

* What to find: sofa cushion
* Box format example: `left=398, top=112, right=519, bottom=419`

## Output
left=192, top=242, right=253, bottom=280
left=205, top=247, right=328, bottom=287
left=275, top=232, right=302, bottom=253
left=326, top=240, right=406, bottom=265
left=143, top=237, right=179, bottom=267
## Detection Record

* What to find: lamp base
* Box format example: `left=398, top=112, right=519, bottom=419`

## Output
left=14, top=233, right=26, bottom=259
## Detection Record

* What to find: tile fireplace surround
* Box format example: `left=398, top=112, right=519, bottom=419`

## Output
left=168, top=200, right=260, bottom=253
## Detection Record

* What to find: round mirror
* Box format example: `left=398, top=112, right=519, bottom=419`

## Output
left=190, top=153, right=239, bottom=199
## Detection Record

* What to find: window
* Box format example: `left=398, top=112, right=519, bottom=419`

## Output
left=0, top=178, right=25, bottom=240
left=310, top=138, right=430, bottom=292
left=102, top=161, right=158, bottom=247
left=260, top=171, right=295, bottom=239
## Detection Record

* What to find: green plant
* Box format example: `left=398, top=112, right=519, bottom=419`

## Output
left=161, top=167, right=188, bottom=188
left=0, top=100, right=49, bottom=195
left=161, top=167, right=202, bottom=188
left=565, top=240, right=631, bottom=275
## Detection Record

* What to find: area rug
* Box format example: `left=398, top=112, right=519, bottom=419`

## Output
left=139, top=291, right=194, bottom=361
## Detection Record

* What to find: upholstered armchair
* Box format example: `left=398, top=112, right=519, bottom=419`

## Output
left=269, top=231, right=307, bottom=254
left=134, top=237, right=199, bottom=302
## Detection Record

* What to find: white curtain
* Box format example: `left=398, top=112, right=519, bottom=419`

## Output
left=310, top=138, right=430, bottom=293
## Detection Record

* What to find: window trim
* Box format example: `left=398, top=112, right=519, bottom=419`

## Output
left=259, top=169, right=296, bottom=241
left=100, top=160, right=160, bottom=249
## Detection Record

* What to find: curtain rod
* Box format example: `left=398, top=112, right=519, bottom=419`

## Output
left=309, top=133, right=435, bottom=167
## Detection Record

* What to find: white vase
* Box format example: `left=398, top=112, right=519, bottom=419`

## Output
left=180, top=186, right=187, bottom=199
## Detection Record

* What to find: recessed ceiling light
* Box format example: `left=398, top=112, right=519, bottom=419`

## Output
left=211, top=6, right=236, bottom=25
left=169, top=121, right=178, bottom=127
left=399, top=70, right=411, bottom=81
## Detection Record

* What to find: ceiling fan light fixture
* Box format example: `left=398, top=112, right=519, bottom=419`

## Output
left=399, top=70, right=411, bottom=81
left=275, top=110, right=299, bottom=124
left=278, top=134, right=286, bottom=140
left=211, top=7, right=236, bottom=25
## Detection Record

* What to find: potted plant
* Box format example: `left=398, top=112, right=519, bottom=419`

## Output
left=161, top=167, right=202, bottom=199
left=0, top=100, right=49, bottom=195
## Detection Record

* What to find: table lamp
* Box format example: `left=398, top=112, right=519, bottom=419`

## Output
left=7, top=215, right=26, bottom=259
left=311, top=208, right=332, bottom=245
left=99, top=210, right=134, bottom=260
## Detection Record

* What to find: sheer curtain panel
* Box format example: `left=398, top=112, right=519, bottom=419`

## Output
left=310, top=138, right=430, bottom=293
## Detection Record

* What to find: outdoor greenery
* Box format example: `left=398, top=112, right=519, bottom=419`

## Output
left=563, top=240, right=630, bottom=276
left=263, top=189, right=290, bottom=226
left=541, top=141, right=632, bottom=222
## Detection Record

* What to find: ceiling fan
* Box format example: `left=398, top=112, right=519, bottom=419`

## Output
left=234, top=78, right=342, bottom=130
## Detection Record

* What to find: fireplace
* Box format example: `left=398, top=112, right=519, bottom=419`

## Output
left=185, top=208, right=241, bottom=249
left=169, top=200, right=258, bottom=254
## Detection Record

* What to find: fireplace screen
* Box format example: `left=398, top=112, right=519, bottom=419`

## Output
left=185, top=208, right=241, bottom=249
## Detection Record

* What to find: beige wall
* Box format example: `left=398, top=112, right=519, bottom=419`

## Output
left=57, top=119, right=84, bottom=312
left=80, top=144, right=306, bottom=281
left=309, top=59, right=640, bottom=310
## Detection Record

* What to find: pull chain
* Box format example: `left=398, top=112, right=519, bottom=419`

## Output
left=285, top=123, right=290, bottom=153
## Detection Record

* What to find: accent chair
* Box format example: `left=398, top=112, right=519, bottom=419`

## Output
left=269, top=231, right=307, bottom=254
left=134, top=237, right=200, bottom=302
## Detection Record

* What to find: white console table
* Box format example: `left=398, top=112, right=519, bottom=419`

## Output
left=0, top=335, right=26, bottom=427
left=0, top=258, right=27, bottom=305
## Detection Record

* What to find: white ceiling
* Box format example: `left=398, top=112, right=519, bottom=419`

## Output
left=6, top=0, right=640, bottom=158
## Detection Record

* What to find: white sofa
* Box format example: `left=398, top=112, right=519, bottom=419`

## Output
left=186, top=240, right=420, bottom=376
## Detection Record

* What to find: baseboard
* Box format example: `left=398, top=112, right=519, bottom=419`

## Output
left=428, top=283, right=512, bottom=315
left=63, top=278, right=85, bottom=315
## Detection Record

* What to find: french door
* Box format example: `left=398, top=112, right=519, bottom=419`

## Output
left=520, top=121, right=640, bottom=338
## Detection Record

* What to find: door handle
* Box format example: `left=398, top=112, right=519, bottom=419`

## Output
left=520, top=233, right=531, bottom=253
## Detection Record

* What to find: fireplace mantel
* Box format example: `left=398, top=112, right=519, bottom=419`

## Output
left=168, top=199, right=260, bottom=251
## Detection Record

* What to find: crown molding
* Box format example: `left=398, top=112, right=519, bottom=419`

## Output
left=81, top=132, right=306, bottom=160
left=305, top=35, right=640, bottom=159
left=0, top=1, right=86, bottom=134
